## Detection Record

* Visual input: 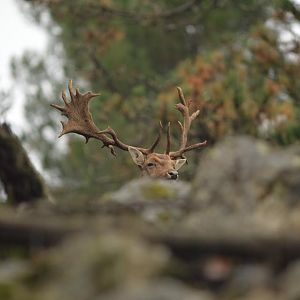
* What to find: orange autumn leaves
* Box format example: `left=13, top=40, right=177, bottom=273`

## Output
left=158, top=26, right=298, bottom=144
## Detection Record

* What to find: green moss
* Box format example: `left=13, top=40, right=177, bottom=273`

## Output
left=0, top=282, right=30, bottom=300
left=100, top=193, right=113, bottom=204
left=272, top=182, right=285, bottom=198
left=142, top=183, right=175, bottom=200
left=0, top=247, right=29, bottom=260
left=0, top=283, right=14, bottom=300
left=157, top=211, right=173, bottom=222
left=257, top=142, right=270, bottom=155
left=292, top=156, right=300, bottom=167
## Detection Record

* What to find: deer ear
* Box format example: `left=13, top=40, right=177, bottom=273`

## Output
left=128, top=146, right=145, bottom=166
left=175, top=158, right=187, bottom=170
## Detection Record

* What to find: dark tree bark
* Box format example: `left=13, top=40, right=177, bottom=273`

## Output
left=0, top=123, right=46, bottom=204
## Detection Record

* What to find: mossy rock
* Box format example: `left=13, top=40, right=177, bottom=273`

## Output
left=106, top=178, right=190, bottom=204
left=192, top=136, right=300, bottom=213
left=102, top=178, right=191, bottom=222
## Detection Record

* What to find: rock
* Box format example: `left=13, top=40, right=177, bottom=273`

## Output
left=103, top=178, right=191, bottom=222
left=280, top=260, right=300, bottom=300
left=0, top=260, right=30, bottom=300
left=235, top=288, right=282, bottom=300
left=101, top=279, right=214, bottom=300
left=0, top=260, right=29, bottom=282
left=108, top=178, right=190, bottom=204
left=224, top=264, right=272, bottom=297
left=3, top=135, right=300, bottom=300
left=13, top=232, right=169, bottom=300
left=192, top=136, right=300, bottom=213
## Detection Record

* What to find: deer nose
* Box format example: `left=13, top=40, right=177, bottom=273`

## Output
left=168, top=170, right=178, bottom=180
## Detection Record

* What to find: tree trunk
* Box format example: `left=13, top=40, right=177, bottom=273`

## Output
left=0, top=123, right=46, bottom=204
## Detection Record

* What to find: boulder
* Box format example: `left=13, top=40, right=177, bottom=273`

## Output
left=103, top=178, right=191, bottom=222
left=192, top=136, right=300, bottom=213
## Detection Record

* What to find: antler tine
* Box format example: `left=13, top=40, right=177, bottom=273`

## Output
left=61, top=90, right=69, bottom=106
left=176, top=86, right=187, bottom=106
left=50, top=103, right=65, bottom=113
left=147, top=122, right=163, bottom=153
left=170, top=87, right=207, bottom=159
left=68, top=79, right=74, bottom=98
left=165, top=122, right=171, bottom=155
left=51, top=80, right=152, bottom=156
left=177, top=120, right=183, bottom=132
left=171, top=140, right=207, bottom=158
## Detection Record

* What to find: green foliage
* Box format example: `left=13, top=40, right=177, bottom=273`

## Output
left=159, top=25, right=300, bottom=145
left=13, top=0, right=300, bottom=195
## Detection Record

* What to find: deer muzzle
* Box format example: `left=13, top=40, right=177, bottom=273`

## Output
left=167, top=170, right=178, bottom=180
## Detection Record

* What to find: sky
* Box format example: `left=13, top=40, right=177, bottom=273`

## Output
left=0, top=0, right=48, bottom=132
left=0, top=0, right=49, bottom=175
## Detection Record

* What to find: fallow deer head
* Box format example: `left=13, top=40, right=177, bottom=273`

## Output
left=51, top=80, right=207, bottom=180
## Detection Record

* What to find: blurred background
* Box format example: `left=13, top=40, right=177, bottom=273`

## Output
left=1, top=0, right=300, bottom=199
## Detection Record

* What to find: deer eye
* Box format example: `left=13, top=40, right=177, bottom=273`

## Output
left=147, top=162, right=155, bottom=168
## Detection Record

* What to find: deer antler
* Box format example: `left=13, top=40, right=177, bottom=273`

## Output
left=51, top=80, right=161, bottom=156
left=169, top=87, right=207, bottom=159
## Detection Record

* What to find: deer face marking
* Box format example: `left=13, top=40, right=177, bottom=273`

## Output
left=128, top=147, right=186, bottom=180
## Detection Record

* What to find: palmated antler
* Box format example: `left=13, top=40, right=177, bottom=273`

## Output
left=169, top=87, right=207, bottom=159
left=51, top=80, right=161, bottom=156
